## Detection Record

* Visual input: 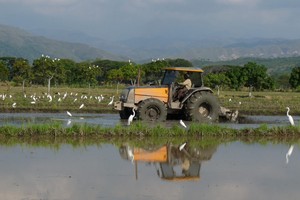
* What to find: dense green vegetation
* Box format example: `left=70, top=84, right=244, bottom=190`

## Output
left=1, top=56, right=300, bottom=92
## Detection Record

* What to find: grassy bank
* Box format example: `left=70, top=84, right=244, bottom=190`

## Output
left=1, top=122, right=300, bottom=139
left=1, top=84, right=300, bottom=115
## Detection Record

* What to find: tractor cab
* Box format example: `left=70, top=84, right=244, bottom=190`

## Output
left=161, top=67, right=205, bottom=104
left=161, top=67, right=204, bottom=88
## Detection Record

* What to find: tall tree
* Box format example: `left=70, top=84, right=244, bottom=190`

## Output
left=75, top=62, right=102, bottom=87
left=225, top=66, right=245, bottom=90
left=0, top=61, right=9, bottom=81
left=242, top=62, right=274, bottom=90
left=32, top=55, right=64, bottom=93
left=11, top=59, right=32, bottom=93
left=289, top=66, right=300, bottom=89
left=167, top=58, right=193, bottom=67
left=141, top=60, right=169, bottom=84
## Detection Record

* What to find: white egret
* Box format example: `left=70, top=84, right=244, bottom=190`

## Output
left=48, top=95, right=52, bottom=102
left=286, top=145, right=294, bottom=164
left=79, top=104, right=84, bottom=109
left=286, top=107, right=295, bottom=126
left=73, top=98, right=77, bottom=102
left=127, top=108, right=136, bottom=125
left=66, top=111, right=72, bottom=117
left=63, top=93, right=67, bottom=99
left=67, top=119, right=72, bottom=126
left=108, top=96, right=114, bottom=105
left=12, top=102, right=16, bottom=108
left=179, top=142, right=187, bottom=151
left=180, top=119, right=187, bottom=128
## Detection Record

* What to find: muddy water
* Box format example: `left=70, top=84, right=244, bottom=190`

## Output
left=0, top=113, right=299, bottom=128
left=0, top=142, right=299, bottom=200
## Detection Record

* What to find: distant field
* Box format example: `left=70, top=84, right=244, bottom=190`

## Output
left=218, top=90, right=300, bottom=115
left=0, top=84, right=122, bottom=113
left=0, top=84, right=299, bottom=115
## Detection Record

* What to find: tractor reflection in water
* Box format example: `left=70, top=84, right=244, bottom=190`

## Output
left=119, top=143, right=217, bottom=181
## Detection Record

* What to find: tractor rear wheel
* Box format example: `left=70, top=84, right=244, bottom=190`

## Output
left=138, top=98, right=167, bottom=121
left=184, top=91, right=220, bottom=122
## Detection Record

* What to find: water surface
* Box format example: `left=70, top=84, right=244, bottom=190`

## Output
left=0, top=112, right=299, bottom=128
left=0, top=142, right=298, bottom=200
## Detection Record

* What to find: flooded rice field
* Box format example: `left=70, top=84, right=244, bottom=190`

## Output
left=0, top=113, right=299, bottom=199
left=0, top=112, right=299, bottom=128
left=0, top=142, right=299, bottom=200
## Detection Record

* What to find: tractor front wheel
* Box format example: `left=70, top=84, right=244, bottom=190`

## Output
left=138, top=98, right=167, bottom=121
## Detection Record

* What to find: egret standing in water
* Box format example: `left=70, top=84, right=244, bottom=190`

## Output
left=127, top=108, right=135, bottom=126
left=286, top=107, right=295, bottom=126
left=66, top=111, right=72, bottom=117
left=108, top=96, right=114, bottom=105
left=179, top=119, right=187, bottom=129
left=285, top=107, right=295, bottom=164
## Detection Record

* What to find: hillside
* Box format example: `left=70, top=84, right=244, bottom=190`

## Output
left=31, top=28, right=300, bottom=62
left=0, top=24, right=127, bottom=62
left=2, top=23, right=300, bottom=75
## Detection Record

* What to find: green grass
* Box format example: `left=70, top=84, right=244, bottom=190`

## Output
left=1, top=84, right=300, bottom=115
left=0, top=122, right=299, bottom=138
left=0, top=84, right=123, bottom=113
left=216, top=90, right=300, bottom=115
left=0, top=122, right=299, bottom=149
left=1, top=83, right=300, bottom=115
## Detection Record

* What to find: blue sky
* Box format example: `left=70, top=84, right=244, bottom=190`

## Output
left=0, top=0, right=300, bottom=40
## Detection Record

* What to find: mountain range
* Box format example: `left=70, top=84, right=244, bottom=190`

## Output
left=2, top=24, right=300, bottom=64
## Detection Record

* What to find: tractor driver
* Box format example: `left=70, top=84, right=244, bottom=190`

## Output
left=173, top=73, right=192, bottom=101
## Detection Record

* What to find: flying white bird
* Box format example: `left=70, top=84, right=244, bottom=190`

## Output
left=286, top=107, right=295, bottom=126
left=179, top=119, right=187, bottom=128
left=66, top=111, right=72, bottom=117
left=286, top=145, right=294, bottom=164
left=79, top=104, right=84, bottom=109
left=179, top=142, right=187, bottom=151
left=108, top=96, right=114, bottom=105
left=127, top=108, right=136, bottom=126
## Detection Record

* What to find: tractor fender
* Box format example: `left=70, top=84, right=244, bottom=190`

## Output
left=181, top=87, right=213, bottom=104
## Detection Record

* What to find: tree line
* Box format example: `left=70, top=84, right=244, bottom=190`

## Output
left=0, top=56, right=300, bottom=91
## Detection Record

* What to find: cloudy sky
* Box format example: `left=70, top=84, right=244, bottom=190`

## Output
left=0, top=0, right=300, bottom=41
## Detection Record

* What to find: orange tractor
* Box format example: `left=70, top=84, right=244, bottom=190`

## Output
left=114, top=67, right=220, bottom=122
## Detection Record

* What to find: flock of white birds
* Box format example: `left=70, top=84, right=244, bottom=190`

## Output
left=0, top=92, right=115, bottom=110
